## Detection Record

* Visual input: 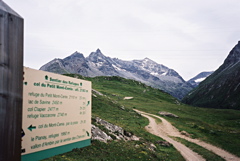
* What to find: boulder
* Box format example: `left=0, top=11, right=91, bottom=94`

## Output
left=158, top=111, right=179, bottom=118
left=148, top=143, right=157, bottom=151
left=156, top=140, right=171, bottom=147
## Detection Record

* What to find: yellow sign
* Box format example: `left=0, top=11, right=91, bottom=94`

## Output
left=22, top=67, right=91, bottom=160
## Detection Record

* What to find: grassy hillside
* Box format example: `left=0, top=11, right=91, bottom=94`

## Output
left=183, top=62, right=240, bottom=110
left=44, top=74, right=240, bottom=160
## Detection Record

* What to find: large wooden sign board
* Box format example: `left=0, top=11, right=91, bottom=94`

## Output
left=21, top=67, right=91, bottom=161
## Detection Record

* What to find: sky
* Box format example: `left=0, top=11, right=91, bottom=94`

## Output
left=5, top=0, right=240, bottom=80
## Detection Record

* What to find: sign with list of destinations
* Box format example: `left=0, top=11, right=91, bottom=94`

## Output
left=21, top=67, right=91, bottom=161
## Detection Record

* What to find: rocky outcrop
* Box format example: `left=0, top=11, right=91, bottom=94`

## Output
left=93, top=117, right=140, bottom=142
left=91, top=125, right=112, bottom=143
left=158, top=111, right=179, bottom=118
left=92, top=89, right=104, bottom=96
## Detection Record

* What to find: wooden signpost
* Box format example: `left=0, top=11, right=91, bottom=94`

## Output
left=0, top=1, right=24, bottom=161
left=0, top=1, right=91, bottom=161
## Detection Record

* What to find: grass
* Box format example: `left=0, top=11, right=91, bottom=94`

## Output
left=43, top=139, right=186, bottom=161
left=43, top=74, right=240, bottom=160
left=87, top=75, right=240, bottom=157
left=152, top=115, right=162, bottom=124
left=173, top=137, right=225, bottom=161
left=43, top=140, right=179, bottom=161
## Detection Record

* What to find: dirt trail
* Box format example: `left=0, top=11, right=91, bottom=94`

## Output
left=134, top=109, right=240, bottom=161
left=138, top=111, right=205, bottom=161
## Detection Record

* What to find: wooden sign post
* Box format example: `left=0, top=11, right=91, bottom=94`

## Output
left=0, top=1, right=23, bottom=161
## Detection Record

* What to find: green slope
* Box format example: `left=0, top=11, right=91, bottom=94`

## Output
left=43, top=74, right=240, bottom=161
left=183, top=62, right=240, bottom=109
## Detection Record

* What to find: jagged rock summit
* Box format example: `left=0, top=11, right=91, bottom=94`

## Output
left=40, top=49, right=193, bottom=99
left=183, top=41, right=240, bottom=109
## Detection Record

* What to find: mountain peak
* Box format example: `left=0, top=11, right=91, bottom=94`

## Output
left=87, top=49, right=107, bottom=62
left=224, top=41, right=240, bottom=66
left=91, top=49, right=104, bottom=56
left=72, top=51, right=83, bottom=56
left=96, top=48, right=101, bottom=53
left=144, top=57, right=151, bottom=61
left=66, top=51, right=84, bottom=59
left=142, top=57, right=155, bottom=63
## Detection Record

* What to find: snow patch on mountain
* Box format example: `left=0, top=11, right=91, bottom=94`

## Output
left=187, top=71, right=214, bottom=87
left=161, top=72, right=168, bottom=76
left=195, top=77, right=206, bottom=83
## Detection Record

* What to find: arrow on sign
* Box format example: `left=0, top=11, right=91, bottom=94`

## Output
left=86, top=101, right=90, bottom=106
left=28, top=125, right=36, bottom=131
left=86, top=131, right=90, bottom=137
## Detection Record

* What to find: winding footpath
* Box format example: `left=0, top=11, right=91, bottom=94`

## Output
left=134, top=109, right=240, bottom=161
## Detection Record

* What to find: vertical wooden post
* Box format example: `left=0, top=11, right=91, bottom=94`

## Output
left=0, top=1, right=23, bottom=161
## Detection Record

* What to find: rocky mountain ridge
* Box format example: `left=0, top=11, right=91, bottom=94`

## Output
left=40, top=49, right=193, bottom=99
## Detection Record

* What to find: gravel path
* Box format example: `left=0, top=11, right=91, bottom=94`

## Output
left=134, top=109, right=240, bottom=161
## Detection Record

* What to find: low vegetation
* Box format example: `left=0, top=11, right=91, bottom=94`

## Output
left=43, top=74, right=240, bottom=160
